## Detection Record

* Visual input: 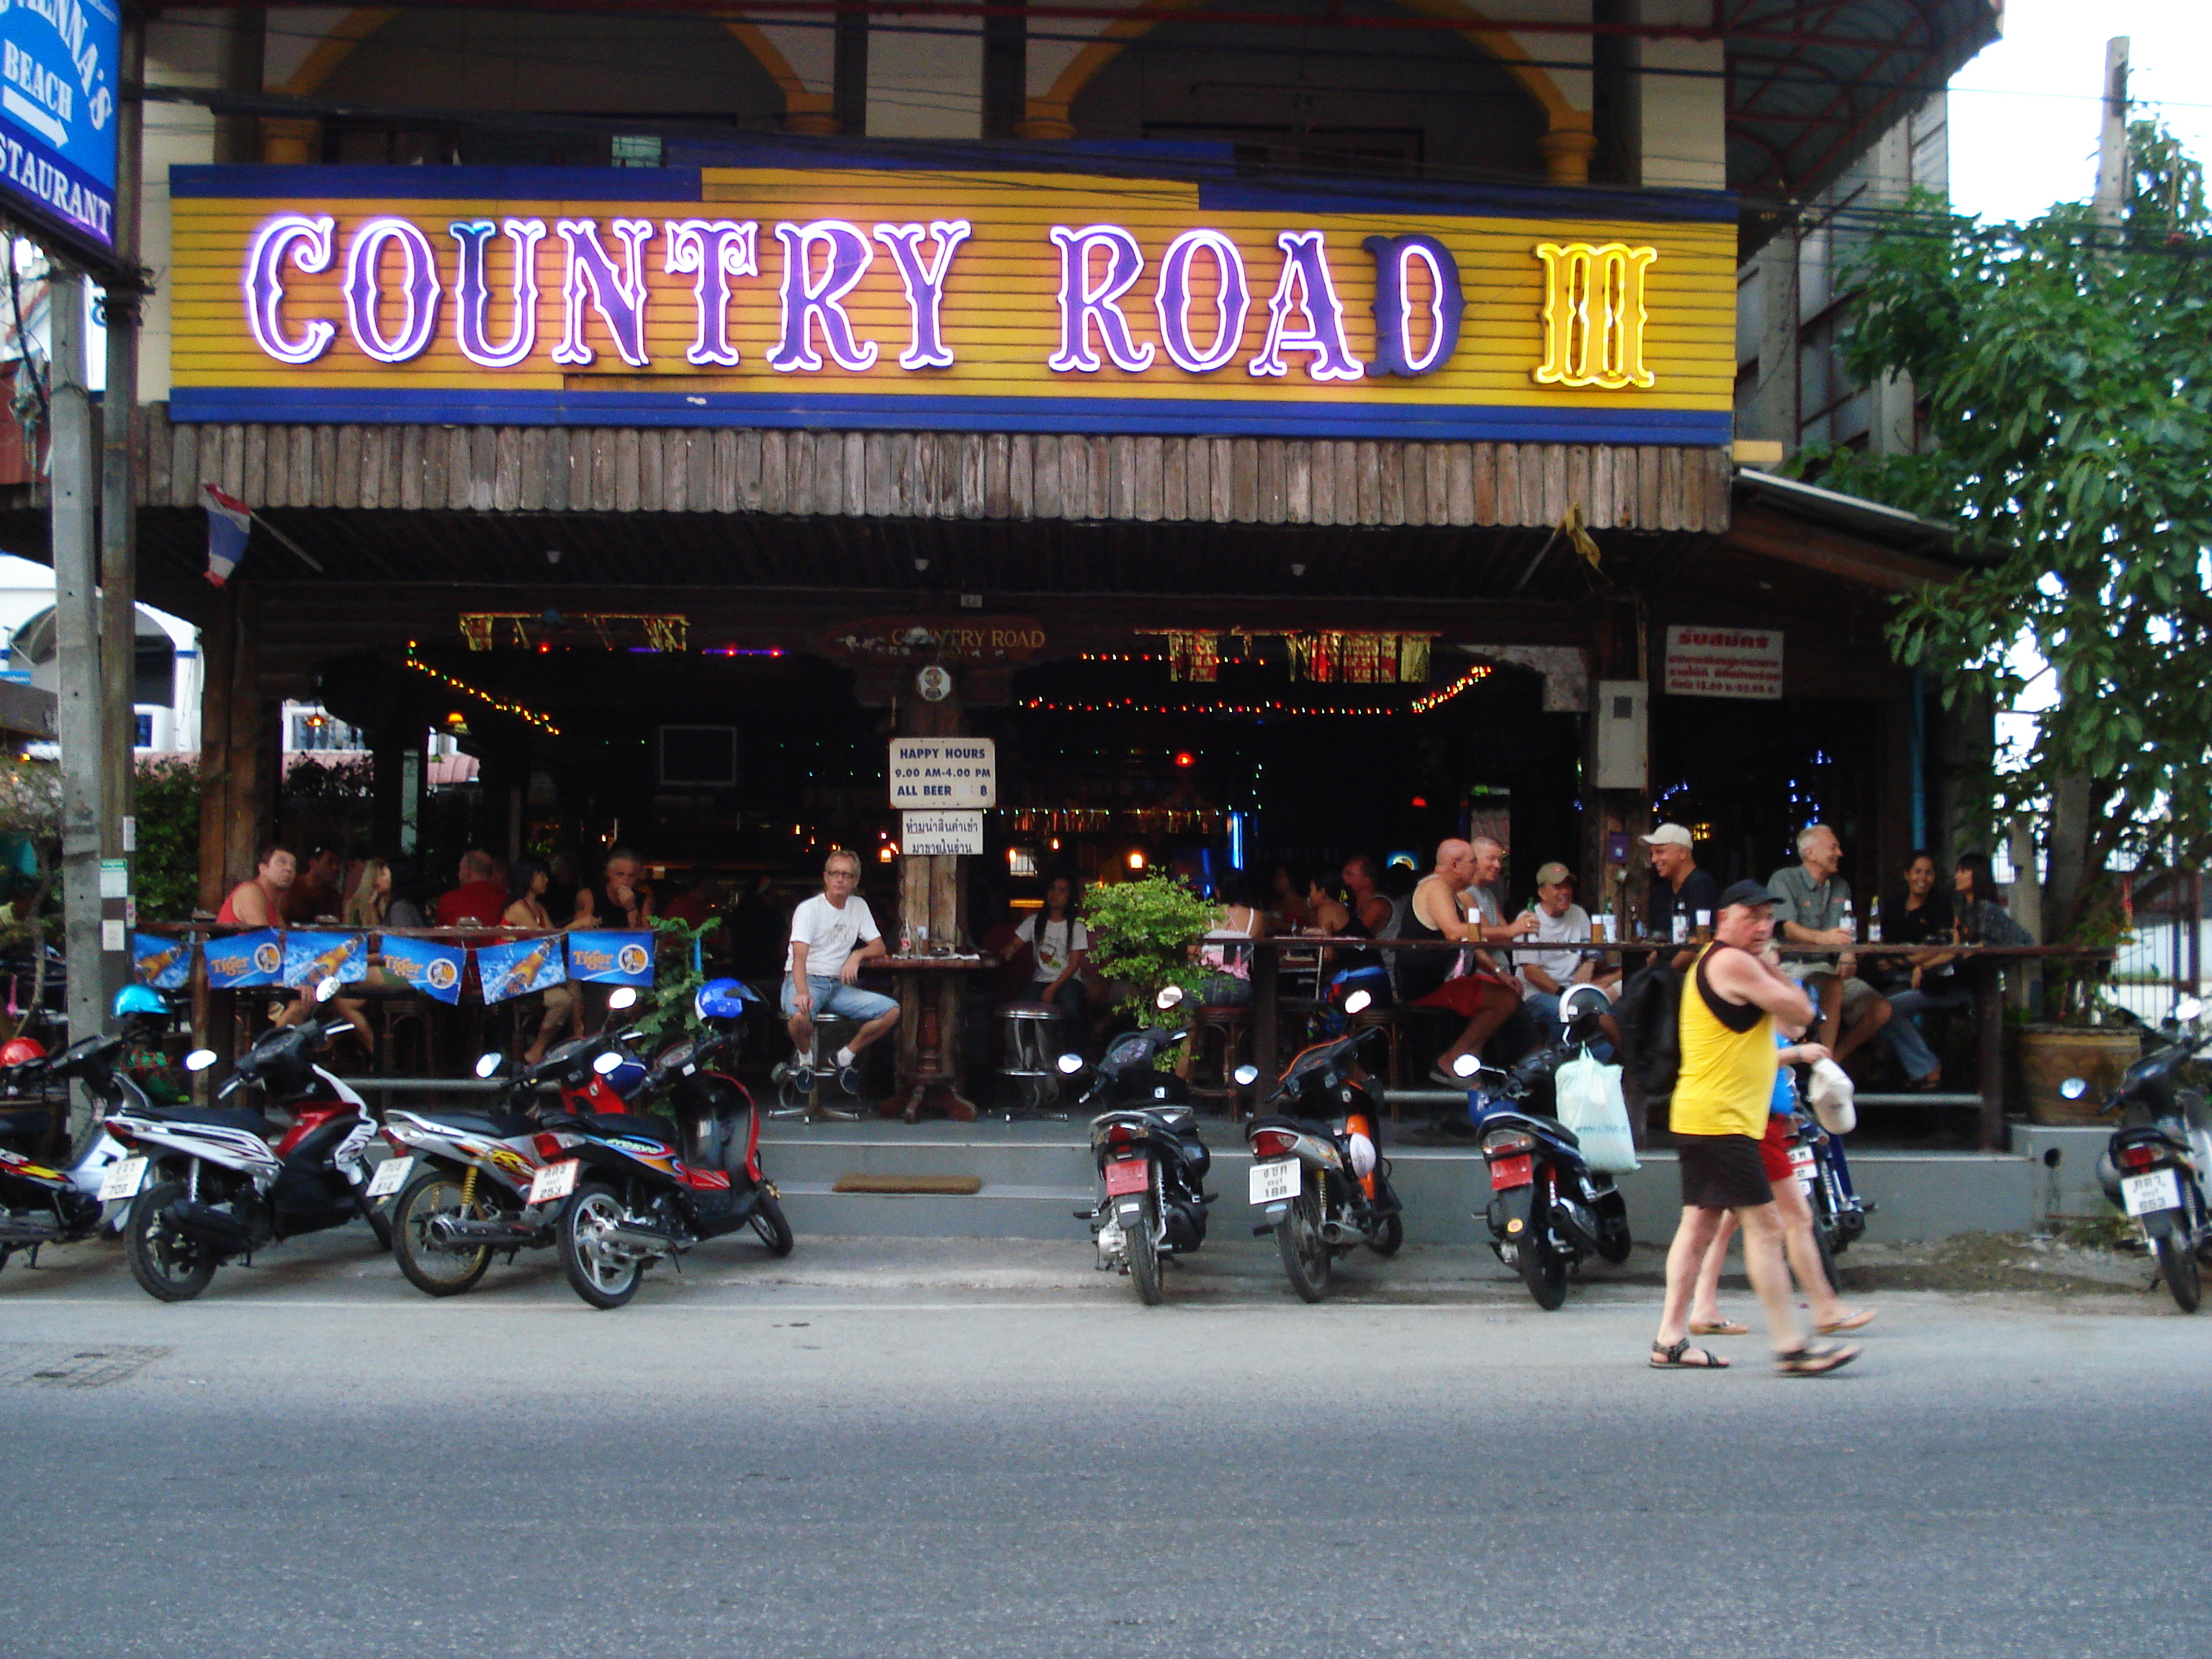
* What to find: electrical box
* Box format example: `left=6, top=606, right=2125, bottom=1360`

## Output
left=1591, top=680, right=1647, bottom=792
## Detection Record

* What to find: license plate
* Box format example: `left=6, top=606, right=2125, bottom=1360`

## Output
left=1489, top=1154, right=1533, bottom=1191
left=1249, top=1159, right=1300, bottom=1204
left=1103, top=1158, right=1150, bottom=1198
left=2123, top=1169, right=2183, bottom=1217
left=97, top=1156, right=146, bottom=1202
left=529, top=1160, right=580, bottom=1205
left=1787, top=1146, right=1815, bottom=1168
left=364, top=1156, right=413, bottom=1199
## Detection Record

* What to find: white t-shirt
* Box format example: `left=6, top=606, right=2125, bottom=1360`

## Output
left=1519, top=902, right=1591, bottom=996
left=1016, top=913, right=1089, bottom=981
left=786, top=893, right=881, bottom=979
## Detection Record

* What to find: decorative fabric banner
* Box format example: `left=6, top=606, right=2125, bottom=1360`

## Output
left=283, top=931, right=369, bottom=987
left=205, top=930, right=283, bottom=988
left=376, top=935, right=466, bottom=1004
left=567, top=930, right=656, bottom=987
left=477, top=935, right=567, bottom=1004
left=133, top=933, right=194, bottom=990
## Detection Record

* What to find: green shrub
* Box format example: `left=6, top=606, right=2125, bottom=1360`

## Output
left=1082, top=873, right=1218, bottom=1028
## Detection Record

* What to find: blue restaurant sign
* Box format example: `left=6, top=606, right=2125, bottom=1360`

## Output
left=0, top=0, right=119, bottom=256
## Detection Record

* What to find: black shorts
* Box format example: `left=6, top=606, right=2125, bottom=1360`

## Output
left=1676, top=1133, right=1774, bottom=1212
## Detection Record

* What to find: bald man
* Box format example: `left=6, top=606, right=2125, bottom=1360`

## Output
left=1398, top=837, right=1537, bottom=1083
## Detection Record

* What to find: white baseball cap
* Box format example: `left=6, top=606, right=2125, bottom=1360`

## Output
left=1640, top=823, right=1693, bottom=848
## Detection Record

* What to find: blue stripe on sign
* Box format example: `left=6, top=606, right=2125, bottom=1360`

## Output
left=171, top=165, right=706, bottom=202
left=168, top=387, right=1733, bottom=448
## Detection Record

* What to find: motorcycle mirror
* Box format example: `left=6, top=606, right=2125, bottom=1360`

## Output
left=1233, top=1064, right=1260, bottom=1087
left=1452, top=1053, right=1481, bottom=1079
left=182, top=1048, right=218, bottom=1073
left=1055, top=1052, right=1084, bottom=1076
left=2178, top=997, right=2204, bottom=1024
left=1343, top=989, right=1372, bottom=1015
left=592, top=1050, right=625, bottom=1075
left=608, top=986, right=639, bottom=1012
left=474, top=1051, right=505, bottom=1079
left=313, top=976, right=341, bottom=1004
left=2059, top=1076, right=2089, bottom=1101
left=1154, top=984, right=1184, bottom=1012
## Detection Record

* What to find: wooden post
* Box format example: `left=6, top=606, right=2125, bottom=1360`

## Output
left=1975, top=956, right=2007, bottom=1151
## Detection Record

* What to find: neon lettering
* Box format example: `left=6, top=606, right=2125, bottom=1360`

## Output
left=1249, top=230, right=1362, bottom=382
left=1154, top=228, right=1250, bottom=374
left=1047, top=225, right=1153, bottom=374
left=1534, top=242, right=1658, bottom=390
left=768, top=220, right=878, bottom=373
left=1363, top=233, right=1463, bottom=378
left=448, top=217, right=546, bottom=369
left=663, top=218, right=758, bottom=368
left=341, top=217, right=441, bottom=364
left=871, top=220, right=971, bottom=370
left=242, top=213, right=336, bottom=366
left=552, top=217, right=654, bottom=369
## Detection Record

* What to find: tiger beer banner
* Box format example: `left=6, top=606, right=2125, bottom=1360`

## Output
left=282, top=930, right=369, bottom=988
left=565, top=930, right=656, bottom=988
left=204, top=929, right=282, bottom=989
left=477, top=935, right=567, bottom=1004
left=133, top=932, right=193, bottom=991
left=376, top=934, right=466, bottom=1004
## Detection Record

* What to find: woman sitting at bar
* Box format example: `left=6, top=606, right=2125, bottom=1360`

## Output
left=503, top=855, right=580, bottom=1066
left=1869, top=849, right=1963, bottom=1089
left=1195, top=873, right=1269, bottom=1008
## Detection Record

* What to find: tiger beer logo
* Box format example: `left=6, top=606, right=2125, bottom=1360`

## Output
left=426, top=956, right=459, bottom=991
left=253, top=940, right=282, bottom=974
left=616, top=943, right=649, bottom=976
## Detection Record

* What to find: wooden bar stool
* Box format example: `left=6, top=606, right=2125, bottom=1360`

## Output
left=1186, top=1004, right=1251, bottom=1119
left=1346, top=1005, right=1410, bottom=1111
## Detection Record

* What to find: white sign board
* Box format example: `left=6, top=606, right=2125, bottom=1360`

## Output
left=903, top=810, right=984, bottom=856
left=889, top=737, right=997, bottom=808
left=1663, top=626, right=1784, bottom=701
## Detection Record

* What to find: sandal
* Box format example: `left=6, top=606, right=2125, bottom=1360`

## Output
left=1650, top=1339, right=1730, bottom=1370
left=1816, top=1307, right=1876, bottom=1334
left=1689, top=1318, right=1749, bottom=1336
left=1774, top=1341, right=1860, bottom=1376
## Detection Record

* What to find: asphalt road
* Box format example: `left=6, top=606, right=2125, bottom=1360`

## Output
left=1, top=1230, right=2205, bottom=1659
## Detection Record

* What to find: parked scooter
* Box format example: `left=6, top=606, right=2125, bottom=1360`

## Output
left=1068, top=986, right=1213, bottom=1305
left=1235, top=988, right=1402, bottom=1303
left=2066, top=995, right=2212, bottom=1313
left=0, top=987, right=166, bottom=1269
left=104, top=979, right=390, bottom=1302
left=1460, top=985, right=1632, bottom=1309
left=1789, top=1108, right=1866, bottom=1292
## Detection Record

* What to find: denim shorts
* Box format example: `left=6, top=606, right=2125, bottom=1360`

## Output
left=781, top=974, right=898, bottom=1023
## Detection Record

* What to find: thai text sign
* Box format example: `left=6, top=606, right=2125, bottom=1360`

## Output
left=890, top=738, right=997, bottom=809
left=0, top=0, right=118, bottom=253
left=902, top=810, right=984, bottom=856
left=1664, top=626, right=1784, bottom=701
left=168, top=162, right=1734, bottom=444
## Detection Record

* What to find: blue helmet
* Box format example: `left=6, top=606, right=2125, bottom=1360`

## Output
left=695, top=977, right=760, bottom=1021
left=112, top=984, right=171, bottom=1021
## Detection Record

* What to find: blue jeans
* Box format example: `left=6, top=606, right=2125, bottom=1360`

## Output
left=781, top=974, right=899, bottom=1025
left=1882, top=986, right=1969, bottom=1082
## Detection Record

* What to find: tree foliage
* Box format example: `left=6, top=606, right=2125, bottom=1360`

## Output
left=134, top=756, right=202, bottom=920
left=1080, top=873, right=1218, bottom=1027
left=1800, top=123, right=2212, bottom=937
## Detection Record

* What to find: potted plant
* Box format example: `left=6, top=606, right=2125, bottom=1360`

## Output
left=1079, top=873, right=1217, bottom=1031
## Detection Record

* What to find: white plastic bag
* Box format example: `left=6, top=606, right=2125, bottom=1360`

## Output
left=1554, top=1051, right=1640, bottom=1174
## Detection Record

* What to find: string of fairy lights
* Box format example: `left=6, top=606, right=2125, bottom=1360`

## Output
left=403, top=642, right=563, bottom=735
left=1022, top=663, right=1491, bottom=719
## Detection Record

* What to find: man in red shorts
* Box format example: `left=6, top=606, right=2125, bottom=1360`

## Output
left=1399, top=837, right=1538, bottom=1084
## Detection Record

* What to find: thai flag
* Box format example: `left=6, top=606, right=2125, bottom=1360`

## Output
left=203, top=483, right=253, bottom=586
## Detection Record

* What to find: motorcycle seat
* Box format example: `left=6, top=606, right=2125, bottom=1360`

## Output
left=414, top=1110, right=539, bottom=1140
left=138, top=1104, right=279, bottom=1139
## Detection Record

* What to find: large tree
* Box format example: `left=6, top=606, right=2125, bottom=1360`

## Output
left=1807, top=122, right=2212, bottom=943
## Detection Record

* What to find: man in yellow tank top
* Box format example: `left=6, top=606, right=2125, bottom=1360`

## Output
left=1650, top=881, right=1860, bottom=1377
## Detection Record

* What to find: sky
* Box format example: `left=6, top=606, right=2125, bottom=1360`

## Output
left=1947, top=0, right=2212, bottom=223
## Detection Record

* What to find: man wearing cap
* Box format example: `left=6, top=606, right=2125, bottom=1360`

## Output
left=1649, top=878, right=1858, bottom=1377
left=1642, top=823, right=1722, bottom=970
left=1516, top=863, right=1614, bottom=1040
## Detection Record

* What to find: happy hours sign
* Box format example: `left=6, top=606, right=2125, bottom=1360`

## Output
left=889, top=737, right=997, bottom=809
left=1663, top=626, right=1784, bottom=701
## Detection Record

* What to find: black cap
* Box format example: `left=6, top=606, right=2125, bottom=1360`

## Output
left=1717, top=878, right=1776, bottom=911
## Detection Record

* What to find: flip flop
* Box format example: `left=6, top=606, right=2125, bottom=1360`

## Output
left=1650, top=1339, right=1730, bottom=1370
left=1816, top=1308, right=1876, bottom=1334
left=1774, top=1341, right=1860, bottom=1376
left=1689, top=1318, right=1749, bottom=1336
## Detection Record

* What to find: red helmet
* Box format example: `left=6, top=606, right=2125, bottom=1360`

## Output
left=0, top=1036, right=46, bottom=1069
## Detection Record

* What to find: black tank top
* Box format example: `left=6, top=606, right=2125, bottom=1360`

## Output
left=1395, top=884, right=1460, bottom=1002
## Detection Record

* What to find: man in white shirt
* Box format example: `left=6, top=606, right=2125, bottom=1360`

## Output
left=781, top=850, right=900, bottom=1089
left=1516, top=862, right=1612, bottom=1038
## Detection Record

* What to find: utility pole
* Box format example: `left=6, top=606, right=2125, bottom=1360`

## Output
left=48, top=267, right=109, bottom=1147
left=2092, top=37, right=2130, bottom=231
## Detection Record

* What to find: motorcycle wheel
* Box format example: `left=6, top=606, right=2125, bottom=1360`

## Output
left=1275, top=1187, right=1331, bottom=1303
left=390, top=1168, right=494, bottom=1297
left=1368, top=1211, right=1405, bottom=1256
left=1127, top=1197, right=1165, bottom=1306
left=125, top=1179, right=218, bottom=1303
left=1518, top=1194, right=1568, bottom=1310
left=2154, top=1232, right=2202, bottom=1313
left=749, top=1187, right=796, bottom=1258
left=559, top=1182, right=644, bottom=1309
